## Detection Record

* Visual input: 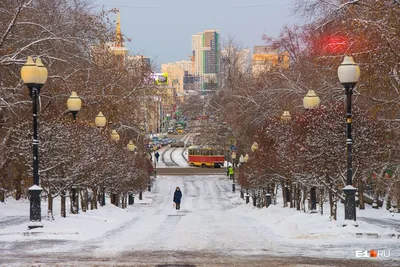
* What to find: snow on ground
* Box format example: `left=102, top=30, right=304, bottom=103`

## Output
left=172, top=147, right=188, bottom=167
left=0, top=175, right=399, bottom=263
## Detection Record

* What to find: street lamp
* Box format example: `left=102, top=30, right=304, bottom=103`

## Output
left=239, top=155, right=245, bottom=165
left=127, top=140, right=136, bottom=152
left=21, top=56, right=48, bottom=229
left=244, top=154, right=249, bottom=162
left=95, top=112, right=107, bottom=128
left=281, top=111, right=292, bottom=122
left=251, top=142, right=258, bottom=152
left=110, top=130, right=120, bottom=142
left=303, top=90, right=320, bottom=109
left=338, top=56, right=360, bottom=223
left=66, top=91, right=82, bottom=120
left=231, top=152, right=237, bottom=192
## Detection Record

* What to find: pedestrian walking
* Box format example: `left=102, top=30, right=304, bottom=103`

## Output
left=228, top=166, right=234, bottom=180
left=155, top=151, right=160, bottom=162
left=173, top=187, right=182, bottom=210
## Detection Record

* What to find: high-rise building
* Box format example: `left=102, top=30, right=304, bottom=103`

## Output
left=191, top=33, right=203, bottom=76
left=191, top=30, right=220, bottom=93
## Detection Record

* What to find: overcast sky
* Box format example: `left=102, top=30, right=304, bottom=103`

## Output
left=93, top=0, right=297, bottom=65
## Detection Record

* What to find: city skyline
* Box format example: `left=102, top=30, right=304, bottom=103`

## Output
left=93, top=0, right=297, bottom=64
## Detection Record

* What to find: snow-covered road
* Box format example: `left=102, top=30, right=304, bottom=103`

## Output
left=1, top=175, right=399, bottom=266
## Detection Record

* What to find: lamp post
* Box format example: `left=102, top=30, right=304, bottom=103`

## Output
left=303, top=90, right=320, bottom=212
left=127, top=140, right=139, bottom=203
left=67, top=91, right=82, bottom=213
left=110, top=130, right=120, bottom=142
left=153, top=144, right=158, bottom=173
left=338, top=56, right=360, bottom=223
left=231, top=152, right=236, bottom=192
left=281, top=111, right=292, bottom=122
left=251, top=142, right=258, bottom=152
left=239, top=155, right=245, bottom=198
left=66, top=91, right=82, bottom=120
left=303, top=90, right=320, bottom=109
left=94, top=112, right=107, bottom=206
left=95, top=112, right=107, bottom=128
left=21, top=56, right=48, bottom=229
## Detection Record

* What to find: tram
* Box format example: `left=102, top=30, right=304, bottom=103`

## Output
left=188, top=146, right=225, bottom=168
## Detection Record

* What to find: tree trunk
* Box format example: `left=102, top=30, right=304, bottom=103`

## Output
left=70, top=189, right=77, bottom=214
left=271, top=183, right=276, bottom=205
left=296, top=185, right=301, bottom=211
left=280, top=180, right=287, bottom=207
left=320, top=187, right=324, bottom=215
left=75, top=188, right=80, bottom=213
left=91, top=187, right=98, bottom=210
left=80, top=189, right=86, bottom=212
left=358, top=179, right=365, bottom=210
left=332, top=194, right=337, bottom=221
left=61, top=190, right=66, bottom=218
left=0, top=189, right=4, bottom=202
left=329, top=185, right=334, bottom=220
left=48, top=188, right=53, bottom=217
left=289, top=180, right=294, bottom=208
left=302, top=186, right=306, bottom=212
left=15, top=180, right=22, bottom=200
left=373, top=188, right=380, bottom=209
left=257, top=190, right=262, bottom=208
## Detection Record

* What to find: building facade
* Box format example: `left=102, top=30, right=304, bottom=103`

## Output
left=252, top=46, right=289, bottom=75
left=191, top=30, right=220, bottom=93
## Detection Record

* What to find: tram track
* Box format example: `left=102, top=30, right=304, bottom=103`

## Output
left=159, top=133, right=194, bottom=167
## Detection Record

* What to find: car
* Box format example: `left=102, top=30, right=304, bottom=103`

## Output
left=185, top=141, right=194, bottom=147
left=176, top=141, right=185, bottom=148
left=161, top=139, right=169, bottom=146
left=170, top=140, right=177, bottom=147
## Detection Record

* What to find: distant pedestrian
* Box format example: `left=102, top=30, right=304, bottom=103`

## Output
left=155, top=151, right=160, bottom=162
left=228, top=166, right=234, bottom=180
left=173, top=187, right=182, bottom=210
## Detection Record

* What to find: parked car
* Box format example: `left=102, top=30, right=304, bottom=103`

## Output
left=161, top=139, right=169, bottom=146
left=176, top=141, right=185, bottom=148
left=170, top=140, right=177, bottom=147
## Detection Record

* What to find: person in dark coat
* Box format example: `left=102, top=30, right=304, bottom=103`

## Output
left=155, top=151, right=160, bottom=162
left=173, top=187, right=182, bottom=210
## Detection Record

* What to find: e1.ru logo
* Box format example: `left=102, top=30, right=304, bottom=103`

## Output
left=355, top=250, right=390, bottom=258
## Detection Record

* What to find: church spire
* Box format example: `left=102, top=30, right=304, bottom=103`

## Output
left=116, top=9, right=122, bottom=47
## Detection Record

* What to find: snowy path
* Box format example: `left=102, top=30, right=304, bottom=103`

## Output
left=54, top=175, right=277, bottom=253
left=1, top=175, right=399, bottom=266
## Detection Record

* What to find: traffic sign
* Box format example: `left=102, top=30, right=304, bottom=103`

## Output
left=228, top=138, right=236, bottom=146
left=230, top=145, right=236, bottom=151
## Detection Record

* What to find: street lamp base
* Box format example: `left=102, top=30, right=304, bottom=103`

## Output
left=342, top=220, right=359, bottom=227
left=28, top=221, right=43, bottom=229
left=232, top=183, right=235, bottom=192
left=29, top=185, right=42, bottom=228
left=343, top=185, right=357, bottom=221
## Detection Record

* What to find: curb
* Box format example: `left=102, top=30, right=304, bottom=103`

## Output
left=353, top=232, right=399, bottom=238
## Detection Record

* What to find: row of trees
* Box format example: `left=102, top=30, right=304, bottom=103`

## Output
left=0, top=1, right=158, bottom=216
left=184, top=0, right=400, bottom=219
